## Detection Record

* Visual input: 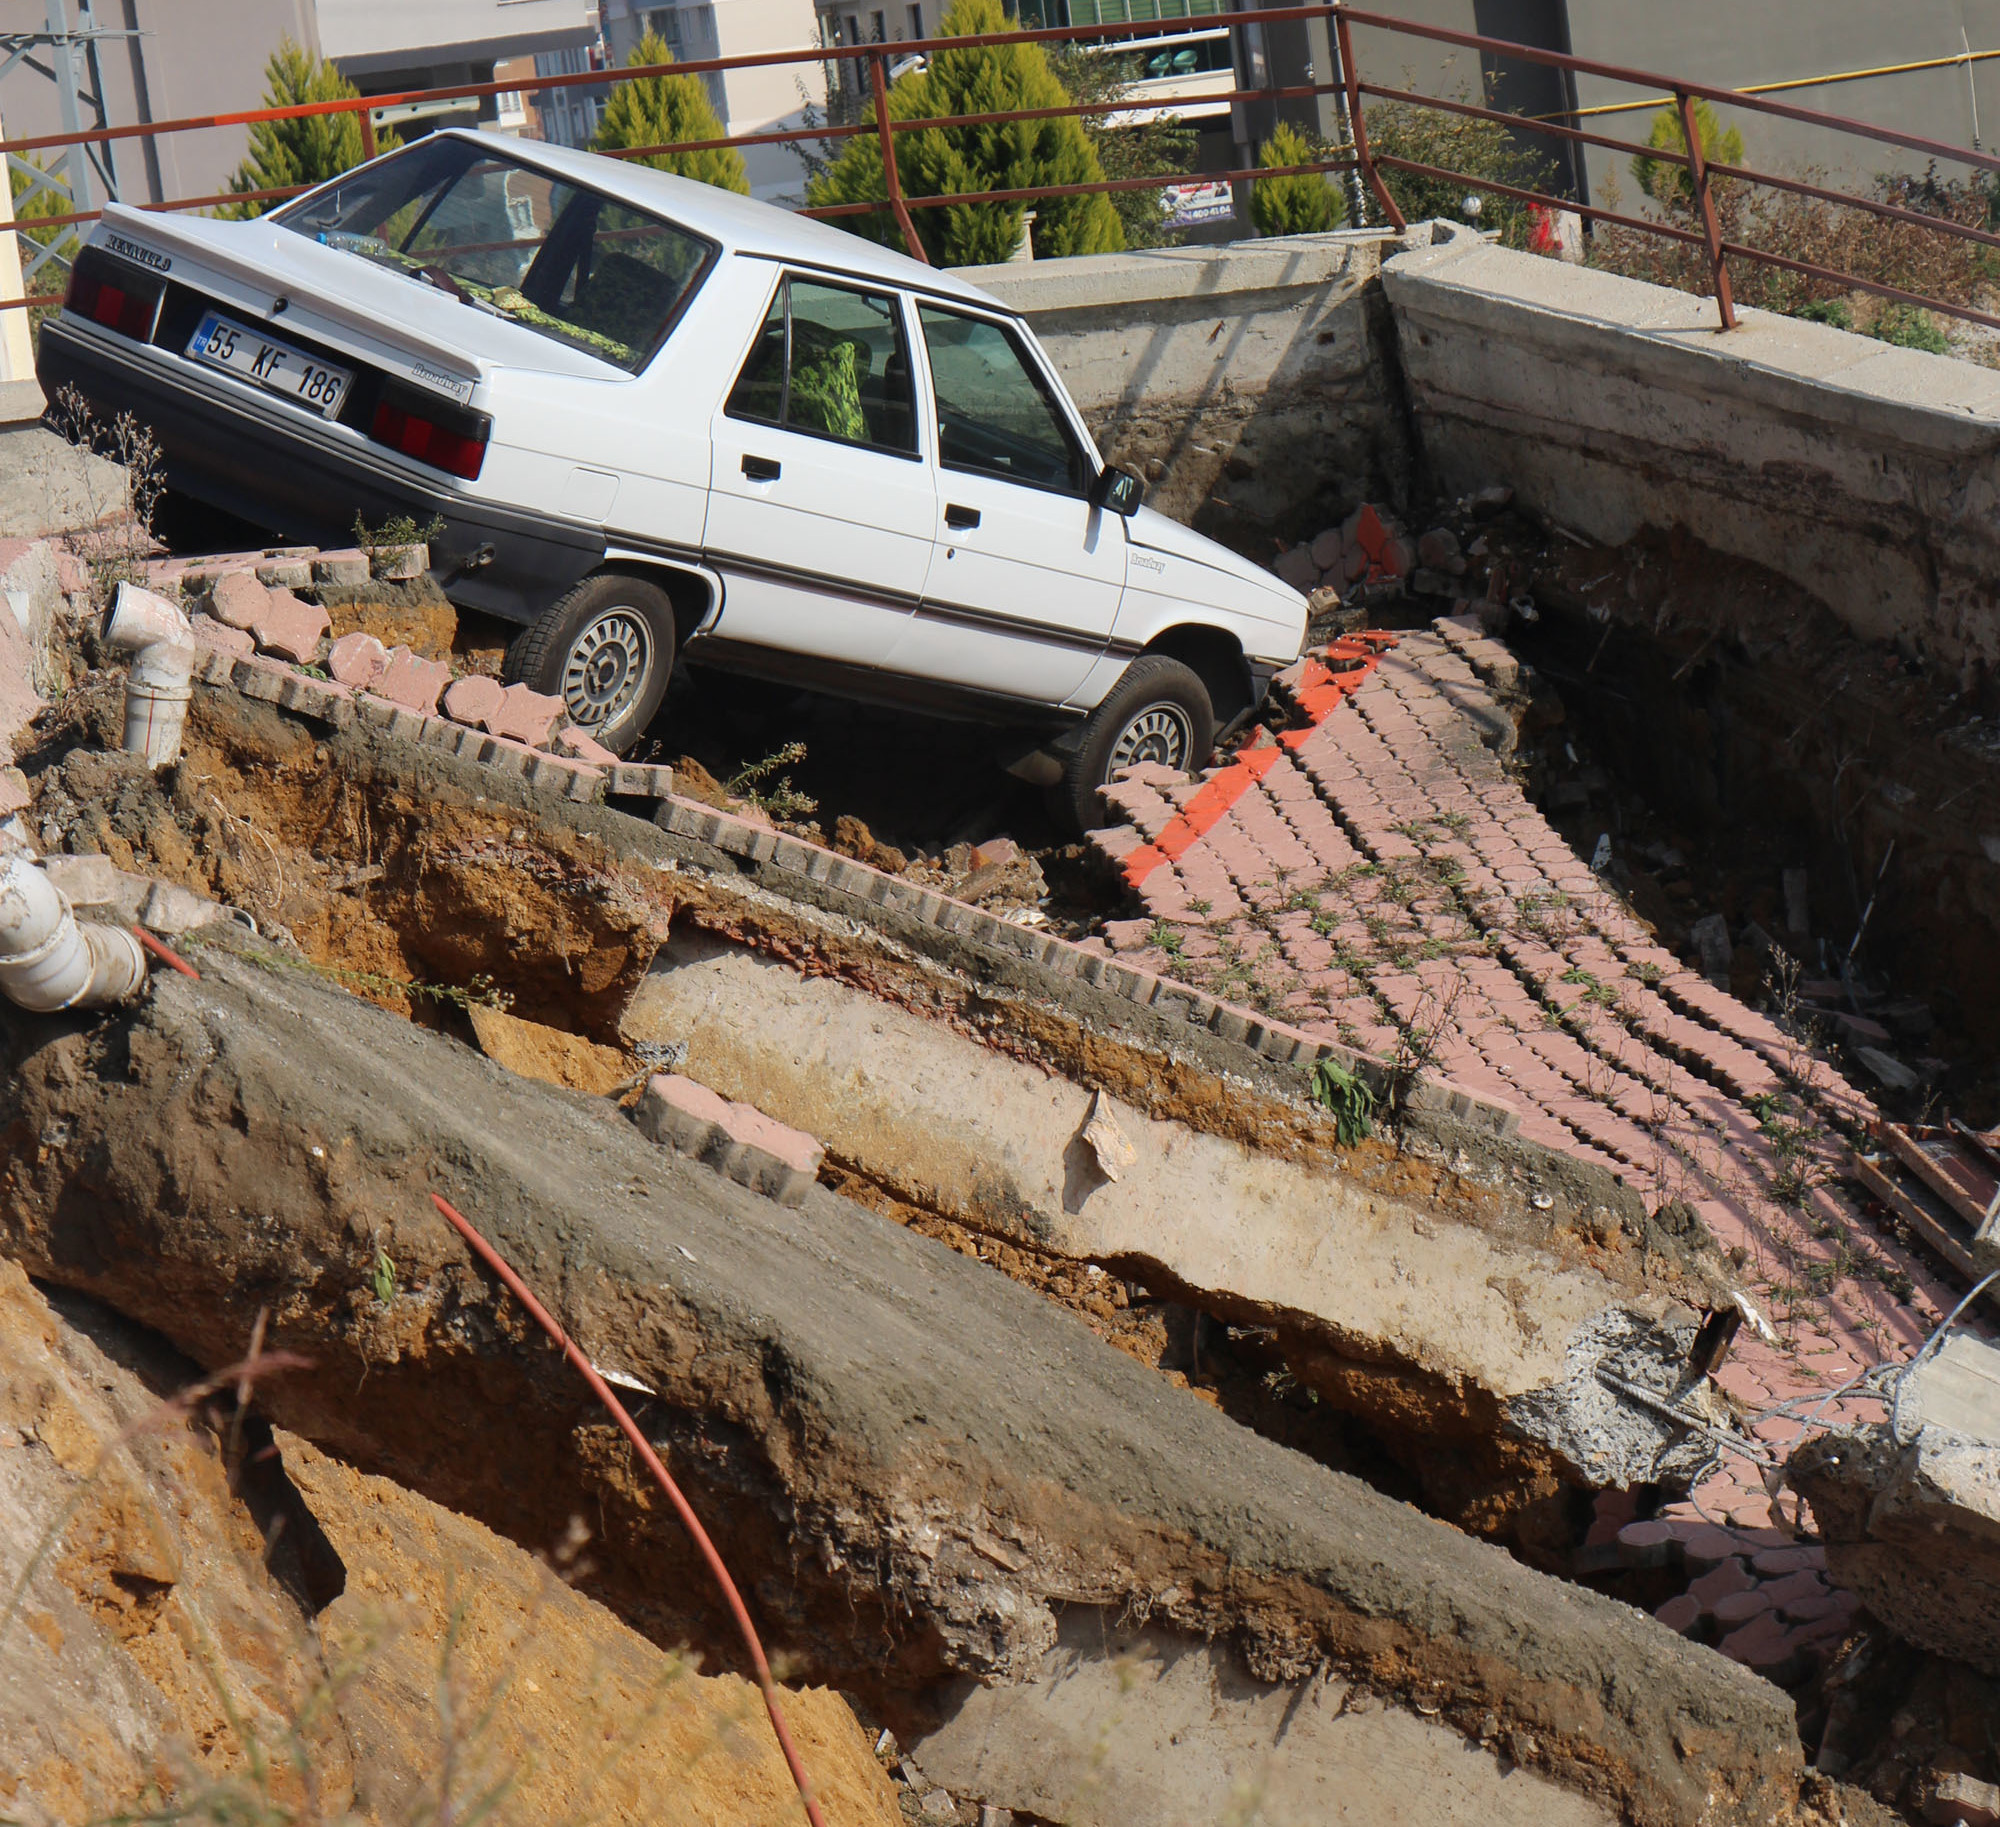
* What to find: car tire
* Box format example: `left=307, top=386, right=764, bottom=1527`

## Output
left=1048, top=654, right=1215, bottom=837
left=505, top=572, right=677, bottom=755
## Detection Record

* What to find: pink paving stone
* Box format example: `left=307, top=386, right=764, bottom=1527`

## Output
left=247, top=590, right=330, bottom=665
left=327, top=631, right=388, bottom=689
left=1654, top=1593, right=1703, bottom=1636
left=1760, top=1569, right=1829, bottom=1609
left=189, top=614, right=254, bottom=657
left=1682, top=1525, right=1753, bottom=1571
left=208, top=569, right=269, bottom=631
left=483, top=683, right=565, bottom=748
left=1689, top=1557, right=1755, bottom=1609
left=553, top=725, right=620, bottom=766
left=1752, top=1545, right=1826, bottom=1578
left=1616, top=1519, right=1677, bottom=1566
left=1777, top=1588, right=1846, bottom=1624
left=375, top=645, right=452, bottom=714
left=441, top=672, right=506, bottom=727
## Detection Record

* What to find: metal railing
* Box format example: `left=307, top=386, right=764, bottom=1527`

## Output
left=3, top=4, right=1999, bottom=338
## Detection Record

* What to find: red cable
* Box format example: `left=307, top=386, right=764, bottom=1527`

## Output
left=429, top=1193, right=827, bottom=1827
left=132, top=925, right=200, bottom=979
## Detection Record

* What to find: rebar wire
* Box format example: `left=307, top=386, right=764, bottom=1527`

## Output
left=429, top=1192, right=827, bottom=1827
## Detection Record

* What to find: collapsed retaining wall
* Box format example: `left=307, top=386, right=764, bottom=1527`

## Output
left=964, top=232, right=1416, bottom=544
left=979, top=222, right=2000, bottom=676
left=0, top=947, right=1806, bottom=1827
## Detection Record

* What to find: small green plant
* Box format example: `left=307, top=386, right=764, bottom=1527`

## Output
left=1872, top=302, right=1950, bottom=353
left=353, top=509, right=446, bottom=571
left=372, top=1245, right=397, bottom=1304
left=1794, top=296, right=1854, bottom=330
left=1308, top=1054, right=1376, bottom=1145
left=1147, top=918, right=1185, bottom=958
left=725, top=741, right=817, bottom=822
left=198, top=930, right=516, bottom=1015
left=1186, top=897, right=1213, bottom=914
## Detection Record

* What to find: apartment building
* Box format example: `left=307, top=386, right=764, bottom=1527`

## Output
left=0, top=0, right=595, bottom=207
left=593, top=0, right=827, bottom=202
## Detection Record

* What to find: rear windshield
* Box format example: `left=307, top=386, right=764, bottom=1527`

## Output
left=274, top=137, right=712, bottom=373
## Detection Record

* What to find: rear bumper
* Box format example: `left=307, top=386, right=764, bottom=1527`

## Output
left=38, top=317, right=605, bottom=625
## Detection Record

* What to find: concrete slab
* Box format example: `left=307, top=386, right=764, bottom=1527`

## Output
left=912, top=1614, right=1615, bottom=1827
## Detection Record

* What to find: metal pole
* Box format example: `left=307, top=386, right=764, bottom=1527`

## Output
left=46, top=0, right=91, bottom=214
left=870, top=50, right=928, bottom=265
left=360, top=105, right=376, bottom=160
left=1335, top=6, right=1404, bottom=230
left=1676, top=87, right=1736, bottom=329
left=1323, top=4, right=1368, bottom=225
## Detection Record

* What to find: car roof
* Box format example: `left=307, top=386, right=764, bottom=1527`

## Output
left=430, top=129, right=1011, bottom=313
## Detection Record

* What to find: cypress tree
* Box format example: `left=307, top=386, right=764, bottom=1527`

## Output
left=592, top=31, right=749, bottom=194
left=224, top=40, right=392, bottom=219
left=808, top=0, right=1122, bottom=266
left=1249, top=122, right=1345, bottom=237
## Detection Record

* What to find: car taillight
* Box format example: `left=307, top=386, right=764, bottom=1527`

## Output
left=65, top=262, right=161, bottom=340
left=370, top=400, right=487, bottom=481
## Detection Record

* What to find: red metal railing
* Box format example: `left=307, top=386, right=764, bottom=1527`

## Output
left=4, top=4, right=1999, bottom=337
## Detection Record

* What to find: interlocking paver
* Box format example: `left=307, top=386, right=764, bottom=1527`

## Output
left=1086, top=617, right=1966, bottom=1524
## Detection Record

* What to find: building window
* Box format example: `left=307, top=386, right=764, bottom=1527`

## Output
left=871, top=11, right=886, bottom=43
left=645, top=7, right=684, bottom=52
left=907, top=3, right=923, bottom=34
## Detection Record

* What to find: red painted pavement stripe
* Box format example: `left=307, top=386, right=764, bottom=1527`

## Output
left=1118, top=633, right=1398, bottom=891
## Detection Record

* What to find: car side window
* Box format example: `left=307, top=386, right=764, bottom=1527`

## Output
left=917, top=305, right=1083, bottom=495
left=725, top=275, right=917, bottom=456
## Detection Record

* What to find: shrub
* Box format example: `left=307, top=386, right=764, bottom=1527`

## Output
left=1631, top=98, right=1743, bottom=207
left=1048, top=39, right=1196, bottom=250
left=593, top=30, right=749, bottom=194
left=1360, top=93, right=1555, bottom=248
left=807, top=0, right=1123, bottom=266
left=1250, top=121, right=1345, bottom=237
left=223, top=40, right=395, bottom=218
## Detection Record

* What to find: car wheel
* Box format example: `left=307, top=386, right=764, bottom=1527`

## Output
left=504, top=572, right=677, bottom=755
left=1048, top=654, right=1215, bottom=837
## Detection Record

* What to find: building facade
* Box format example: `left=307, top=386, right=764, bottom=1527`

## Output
left=594, top=0, right=826, bottom=203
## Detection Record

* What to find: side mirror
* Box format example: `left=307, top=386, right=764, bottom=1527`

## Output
left=1090, top=465, right=1143, bottom=517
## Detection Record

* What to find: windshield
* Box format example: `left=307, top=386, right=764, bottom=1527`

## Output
left=275, top=137, right=712, bottom=373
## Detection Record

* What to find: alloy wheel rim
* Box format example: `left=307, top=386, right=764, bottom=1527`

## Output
left=1108, top=701, right=1191, bottom=773
left=562, top=609, right=650, bottom=728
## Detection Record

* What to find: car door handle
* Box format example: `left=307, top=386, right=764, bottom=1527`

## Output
left=944, top=503, right=980, bottom=530
left=741, top=454, right=781, bottom=481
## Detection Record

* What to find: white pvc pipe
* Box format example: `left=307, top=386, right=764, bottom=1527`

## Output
left=0, top=857, right=147, bottom=1011
left=104, top=580, right=192, bottom=652
left=123, top=639, right=195, bottom=768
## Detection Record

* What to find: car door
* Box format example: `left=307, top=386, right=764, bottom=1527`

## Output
left=704, top=272, right=933, bottom=667
left=885, top=303, right=1125, bottom=706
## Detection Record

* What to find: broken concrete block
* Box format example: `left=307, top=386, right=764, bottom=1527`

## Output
left=1079, top=1090, right=1137, bottom=1184
left=139, top=879, right=225, bottom=936
left=554, top=725, right=621, bottom=767
left=1417, top=527, right=1465, bottom=572
left=1309, top=528, right=1343, bottom=570
left=1782, top=867, right=1810, bottom=938
left=372, top=541, right=429, bottom=582
left=1925, top=1771, right=2000, bottom=1827
left=39, top=852, right=118, bottom=905
left=1272, top=545, right=1317, bottom=591
left=607, top=761, right=674, bottom=798
left=482, top=682, right=565, bottom=749
left=326, top=631, right=389, bottom=690
left=255, top=558, right=313, bottom=590
left=190, top=614, right=255, bottom=658
left=0, top=765, right=27, bottom=816
left=636, top=1072, right=825, bottom=1207
left=248, top=590, right=330, bottom=665
left=374, top=646, right=452, bottom=715
left=441, top=673, right=506, bottom=728
left=311, top=549, right=371, bottom=588
left=1653, top=1592, right=1702, bottom=1636
left=208, top=570, right=268, bottom=631
left=1689, top=913, right=1731, bottom=985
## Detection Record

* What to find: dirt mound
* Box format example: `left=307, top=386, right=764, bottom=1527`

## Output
left=0, top=1259, right=896, bottom=1827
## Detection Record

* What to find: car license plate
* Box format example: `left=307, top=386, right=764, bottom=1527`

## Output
left=186, top=311, right=352, bottom=419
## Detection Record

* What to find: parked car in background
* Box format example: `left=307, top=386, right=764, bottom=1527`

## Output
left=38, top=130, right=1307, bottom=828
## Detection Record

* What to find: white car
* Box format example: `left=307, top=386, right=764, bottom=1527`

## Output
left=40, top=130, right=1307, bottom=828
